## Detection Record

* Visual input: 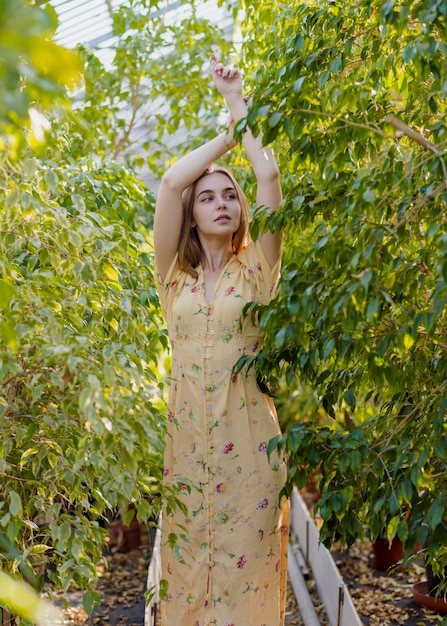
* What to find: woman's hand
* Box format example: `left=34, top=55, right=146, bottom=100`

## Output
left=211, top=54, right=243, bottom=101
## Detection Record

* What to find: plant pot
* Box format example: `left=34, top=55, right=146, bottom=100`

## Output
left=0, top=608, right=16, bottom=626
left=413, top=581, right=447, bottom=614
left=373, top=537, right=405, bottom=571
left=372, top=534, right=422, bottom=572
left=110, top=518, right=142, bottom=553
left=301, top=474, right=321, bottom=511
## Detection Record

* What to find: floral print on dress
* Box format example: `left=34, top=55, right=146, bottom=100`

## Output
left=156, top=240, right=289, bottom=626
left=237, top=554, right=248, bottom=568
left=221, top=442, right=234, bottom=454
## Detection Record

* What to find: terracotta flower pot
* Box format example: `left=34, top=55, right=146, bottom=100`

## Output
left=413, top=581, right=447, bottom=614
left=373, top=537, right=406, bottom=571
left=110, top=517, right=142, bottom=553
left=372, top=534, right=422, bottom=572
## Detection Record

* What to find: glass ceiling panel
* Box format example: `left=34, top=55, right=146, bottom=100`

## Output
left=51, top=1, right=233, bottom=49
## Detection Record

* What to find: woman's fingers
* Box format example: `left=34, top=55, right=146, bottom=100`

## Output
left=225, top=67, right=240, bottom=78
left=217, top=65, right=239, bottom=79
left=211, top=55, right=239, bottom=79
left=214, top=62, right=224, bottom=76
left=210, top=53, right=222, bottom=74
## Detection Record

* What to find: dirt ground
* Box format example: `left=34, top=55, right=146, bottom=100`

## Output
left=331, top=539, right=446, bottom=626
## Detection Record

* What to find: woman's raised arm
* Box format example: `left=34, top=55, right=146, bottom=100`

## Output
left=211, top=56, right=283, bottom=268
left=154, top=131, right=235, bottom=282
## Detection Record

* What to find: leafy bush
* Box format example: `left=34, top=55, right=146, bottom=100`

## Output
left=0, top=152, right=168, bottom=605
left=239, top=0, right=447, bottom=581
left=0, top=0, right=168, bottom=611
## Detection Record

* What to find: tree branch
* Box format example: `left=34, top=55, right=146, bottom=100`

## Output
left=290, top=107, right=389, bottom=139
left=393, top=183, right=446, bottom=231
left=104, top=0, right=114, bottom=19
left=385, top=114, right=440, bottom=154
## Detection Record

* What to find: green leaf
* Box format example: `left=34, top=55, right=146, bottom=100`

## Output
left=9, top=491, right=23, bottom=517
left=59, top=521, right=72, bottom=543
left=366, top=297, right=379, bottom=321
left=268, top=111, right=283, bottom=128
left=386, top=516, right=400, bottom=543
left=434, top=437, right=447, bottom=460
left=428, top=501, right=445, bottom=532
left=82, top=590, right=101, bottom=615
left=293, top=76, right=306, bottom=93
left=323, top=337, right=335, bottom=359
left=44, top=169, right=59, bottom=190
left=0, top=280, right=15, bottom=307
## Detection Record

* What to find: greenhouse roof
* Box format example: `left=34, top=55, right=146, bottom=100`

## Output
left=51, top=0, right=233, bottom=50
left=49, top=1, right=234, bottom=186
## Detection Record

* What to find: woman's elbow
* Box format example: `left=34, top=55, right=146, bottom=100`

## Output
left=260, top=163, right=280, bottom=184
left=260, top=151, right=280, bottom=178
left=269, top=164, right=280, bottom=181
left=159, top=169, right=178, bottom=191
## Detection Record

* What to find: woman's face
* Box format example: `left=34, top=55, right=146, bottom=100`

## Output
left=192, top=172, right=241, bottom=239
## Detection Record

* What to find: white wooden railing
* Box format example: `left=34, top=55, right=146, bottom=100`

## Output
left=290, top=487, right=362, bottom=626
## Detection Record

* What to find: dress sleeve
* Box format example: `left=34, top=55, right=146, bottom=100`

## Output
left=237, top=239, right=281, bottom=305
left=155, top=253, right=181, bottom=320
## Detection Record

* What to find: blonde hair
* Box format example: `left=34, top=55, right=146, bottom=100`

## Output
left=177, top=166, right=251, bottom=279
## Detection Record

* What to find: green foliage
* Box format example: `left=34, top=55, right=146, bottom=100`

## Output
left=2, top=0, right=447, bottom=608
left=0, top=152, right=168, bottom=594
left=75, top=0, right=233, bottom=174
left=235, top=0, right=447, bottom=577
left=0, top=0, right=167, bottom=608
left=0, top=0, right=81, bottom=155
left=0, top=0, right=241, bottom=611
left=0, top=571, right=60, bottom=624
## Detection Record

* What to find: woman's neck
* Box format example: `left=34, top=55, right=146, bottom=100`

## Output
left=200, top=240, right=233, bottom=273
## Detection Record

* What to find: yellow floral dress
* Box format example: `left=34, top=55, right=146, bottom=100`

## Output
left=156, top=240, right=289, bottom=626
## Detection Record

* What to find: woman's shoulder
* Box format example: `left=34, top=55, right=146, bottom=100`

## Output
left=237, top=239, right=279, bottom=272
left=155, top=252, right=183, bottom=286
left=155, top=253, right=182, bottom=310
left=236, top=239, right=281, bottom=301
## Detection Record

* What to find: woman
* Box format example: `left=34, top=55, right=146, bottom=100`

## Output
left=154, top=56, right=289, bottom=626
